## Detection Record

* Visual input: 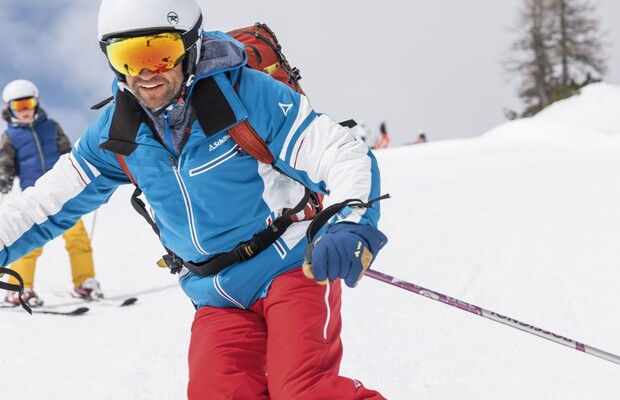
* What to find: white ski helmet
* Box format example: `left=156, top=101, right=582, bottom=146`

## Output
left=97, top=0, right=203, bottom=79
left=2, top=79, right=39, bottom=103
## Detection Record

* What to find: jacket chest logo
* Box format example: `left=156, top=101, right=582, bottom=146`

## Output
left=209, top=134, right=231, bottom=152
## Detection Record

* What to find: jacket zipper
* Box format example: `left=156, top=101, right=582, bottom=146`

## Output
left=168, top=158, right=246, bottom=308
left=29, top=125, right=46, bottom=172
left=169, top=158, right=244, bottom=309
left=168, top=156, right=209, bottom=256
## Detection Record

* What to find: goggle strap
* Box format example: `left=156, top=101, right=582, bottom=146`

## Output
left=182, top=14, right=203, bottom=50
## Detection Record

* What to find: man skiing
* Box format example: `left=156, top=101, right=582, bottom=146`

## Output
left=0, top=0, right=388, bottom=398
left=0, top=79, right=102, bottom=307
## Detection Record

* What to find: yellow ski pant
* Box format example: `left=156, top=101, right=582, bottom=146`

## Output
left=7, top=219, right=95, bottom=288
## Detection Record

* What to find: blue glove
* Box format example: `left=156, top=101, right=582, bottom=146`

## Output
left=302, top=222, right=387, bottom=288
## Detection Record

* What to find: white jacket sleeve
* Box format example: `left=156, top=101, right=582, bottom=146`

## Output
left=0, top=151, right=117, bottom=266
left=273, top=95, right=382, bottom=226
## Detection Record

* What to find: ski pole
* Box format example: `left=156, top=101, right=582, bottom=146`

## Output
left=89, top=210, right=98, bottom=240
left=364, top=268, right=620, bottom=366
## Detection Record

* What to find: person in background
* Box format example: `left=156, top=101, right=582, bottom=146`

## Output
left=0, top=79, right=102, bottom=307
left=0, top=0, right=387, bottom=398
left=413, top=130, right=427, bottom=144
left=374, top=121, right=391, bottom=149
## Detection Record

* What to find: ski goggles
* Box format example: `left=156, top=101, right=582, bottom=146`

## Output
left=9, top=97, right=38, bottom=112
left=104, top=32, right=186, bottom=77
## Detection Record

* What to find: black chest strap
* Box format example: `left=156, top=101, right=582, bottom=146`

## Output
left=131, top=186, right=321, bottom=276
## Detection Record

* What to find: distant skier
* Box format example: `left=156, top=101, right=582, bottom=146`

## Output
left=413, top=130, right=427, bottom=144
left=374, top=121, right=391, bottom=149
left=0, top=0, right=387, bottom=398
left=0, top=79, right=102, bottom=307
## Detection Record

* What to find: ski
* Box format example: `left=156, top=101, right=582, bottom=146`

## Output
left=93, top=297, right=138, bottom=307
left=23, top=293, right=140, bottom=310
left=118, top=297, right=138, bottom=306
left=0, top=304, right=22, bottom=309
left=0, top=304, right=89, bottom=316
left=69, top=294, right=138, bottom=307
left=32, top=306, right=89, bottom=316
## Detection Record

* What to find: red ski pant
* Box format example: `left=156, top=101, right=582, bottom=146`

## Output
left=188, top=267, right=385, bottom=399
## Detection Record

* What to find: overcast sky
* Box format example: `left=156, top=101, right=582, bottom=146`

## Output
left=1, top=0, right=618, bottom=145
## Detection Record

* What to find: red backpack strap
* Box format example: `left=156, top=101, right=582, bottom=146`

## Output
left=115, top=153, right=138, bottom=185
left=228, top=120, right=274, bottom=164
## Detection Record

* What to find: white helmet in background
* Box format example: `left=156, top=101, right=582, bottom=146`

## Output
left=2, top=79, right=39, bottom=103
left=97, top=0, right=204, bottom=79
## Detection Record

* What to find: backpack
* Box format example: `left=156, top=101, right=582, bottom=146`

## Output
left=229, top=23, right=304, bottom=95
left=222, top=23, right=305, bottom=164
left=226, top=23, right=355, bottom=159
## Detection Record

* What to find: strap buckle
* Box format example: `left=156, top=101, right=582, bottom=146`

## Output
left=232, top=241, right=261, bottom=262
left=157, top=253, right=185, bottom=275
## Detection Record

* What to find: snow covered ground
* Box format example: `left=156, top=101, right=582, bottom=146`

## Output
left=2, top=83, right=620, bottom=399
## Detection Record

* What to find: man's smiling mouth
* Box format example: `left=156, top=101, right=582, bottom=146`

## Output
left=140, top=83, right=162, bottom=89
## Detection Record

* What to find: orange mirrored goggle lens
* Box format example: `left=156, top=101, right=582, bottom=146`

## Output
left=106, top=32, right=186, bottom=77
left=10, top=97, right=38, bottom=112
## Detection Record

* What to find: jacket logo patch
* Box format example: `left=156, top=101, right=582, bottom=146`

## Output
left=209, top=134, right=231, bottom=151
left=278, top=102, right=293, bottom=116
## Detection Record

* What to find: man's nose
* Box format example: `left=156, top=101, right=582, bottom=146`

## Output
left=137, top=68, right=158, bottom=79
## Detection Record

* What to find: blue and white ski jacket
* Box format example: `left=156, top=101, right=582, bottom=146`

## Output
left=0, top=32, right=383, bottom=309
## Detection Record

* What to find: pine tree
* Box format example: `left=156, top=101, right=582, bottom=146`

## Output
left=505, top=0, right=607, bottom=117
left=554, top=0, right=606, bottom=86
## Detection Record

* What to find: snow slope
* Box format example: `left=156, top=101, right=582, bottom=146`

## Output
left=2, top=83, right=620, bottom=399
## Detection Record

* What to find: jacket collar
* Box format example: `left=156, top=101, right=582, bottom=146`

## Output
left=99, top=72, right=245, bottom=156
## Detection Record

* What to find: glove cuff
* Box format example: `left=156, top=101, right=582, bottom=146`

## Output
left=326, top=222, right=388, bottom=255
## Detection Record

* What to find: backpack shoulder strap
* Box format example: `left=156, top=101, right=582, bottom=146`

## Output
left=228, top=120, right=274, bottom=164
left=115, top=153, right=137, bottom=185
